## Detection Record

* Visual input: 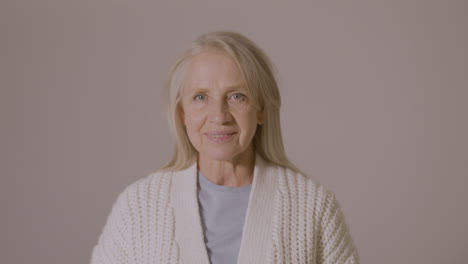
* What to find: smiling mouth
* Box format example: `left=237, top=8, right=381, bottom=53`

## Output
left=205, top=132, right=236, bottom=142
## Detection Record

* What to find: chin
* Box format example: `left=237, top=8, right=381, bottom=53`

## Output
left=200, top=145, right=254, bottom=163
left=200, top=148, right=241, bottom=162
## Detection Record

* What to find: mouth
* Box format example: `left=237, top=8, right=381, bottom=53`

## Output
left=205, top=132, right=236, bottom=143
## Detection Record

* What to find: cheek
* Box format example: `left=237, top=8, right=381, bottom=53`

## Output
left=184, top=110, right=205, bottom=135
left=238, top=110, right=259, bottom=138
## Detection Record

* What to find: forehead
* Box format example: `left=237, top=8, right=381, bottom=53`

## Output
left=183, top=51, right=244, bottom=90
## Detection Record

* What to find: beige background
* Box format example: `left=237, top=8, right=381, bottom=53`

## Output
left=2, top=0, right=468, bottom=263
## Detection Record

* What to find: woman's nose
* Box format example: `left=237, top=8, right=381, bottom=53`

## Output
left=208, top=99, right=232, bottom=124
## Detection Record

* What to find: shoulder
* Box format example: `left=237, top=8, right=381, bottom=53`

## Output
left=272, top=164, right=338, bottom=210
left=111, top=170, right=175, bottom=210
left=92, top=170, right=180, bottom=263
left=101, top=170, right=176, bottom=233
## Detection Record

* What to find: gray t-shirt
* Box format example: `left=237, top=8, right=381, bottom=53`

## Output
left=197, top=171, right=252, bottom=264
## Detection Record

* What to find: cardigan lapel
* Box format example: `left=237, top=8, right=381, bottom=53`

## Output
left=170, top=153, right=278, bottom=264
left=237, top=154, right=278, bottom=263
left=170, top=162, right=210, bottom=264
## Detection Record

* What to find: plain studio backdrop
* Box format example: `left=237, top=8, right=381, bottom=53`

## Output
left=2, top=0, right=467, bottom=263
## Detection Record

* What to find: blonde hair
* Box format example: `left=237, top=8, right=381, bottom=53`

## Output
left=160, top=31, right=300, bottom=173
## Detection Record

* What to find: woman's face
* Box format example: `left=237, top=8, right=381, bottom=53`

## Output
left=180, top=50, right=261, bottom=162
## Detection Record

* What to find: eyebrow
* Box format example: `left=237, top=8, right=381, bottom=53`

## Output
left=188, top=85, right=247, bottom=94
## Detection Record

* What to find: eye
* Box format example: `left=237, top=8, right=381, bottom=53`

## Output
left=230, top=93, right=246, bottom=101
left=194, top=94, right=207, bottom=101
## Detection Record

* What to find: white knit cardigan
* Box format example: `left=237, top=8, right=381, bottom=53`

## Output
left=90, top=154, right=360, bottom=264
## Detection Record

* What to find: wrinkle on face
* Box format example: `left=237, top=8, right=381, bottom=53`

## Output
left=178, top=50, right=259, bottom=185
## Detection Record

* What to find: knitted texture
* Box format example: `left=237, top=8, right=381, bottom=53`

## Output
left=91, top=173, right=179, bottom=264
left=270, top=167, right=359, bottom=264
left=90, top=158, right=359, bottom=264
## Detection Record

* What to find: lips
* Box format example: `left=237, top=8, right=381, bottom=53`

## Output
left=205, top=131, right=236, bottom=142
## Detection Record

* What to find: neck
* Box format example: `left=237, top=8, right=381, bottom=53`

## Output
left=198, top=147, right=255, bottom=187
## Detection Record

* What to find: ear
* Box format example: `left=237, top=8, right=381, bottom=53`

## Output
left=177, top=105, right=185, bottom=126
left=257, top=110, right=264, bottom=125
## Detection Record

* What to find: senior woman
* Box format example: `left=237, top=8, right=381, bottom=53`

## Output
left=91, top=31, right=359, bottom=264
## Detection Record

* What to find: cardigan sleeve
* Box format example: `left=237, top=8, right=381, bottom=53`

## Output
left=316, top=189, right=360, bottom=264
left=90, top=189, right=132, bottom=264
